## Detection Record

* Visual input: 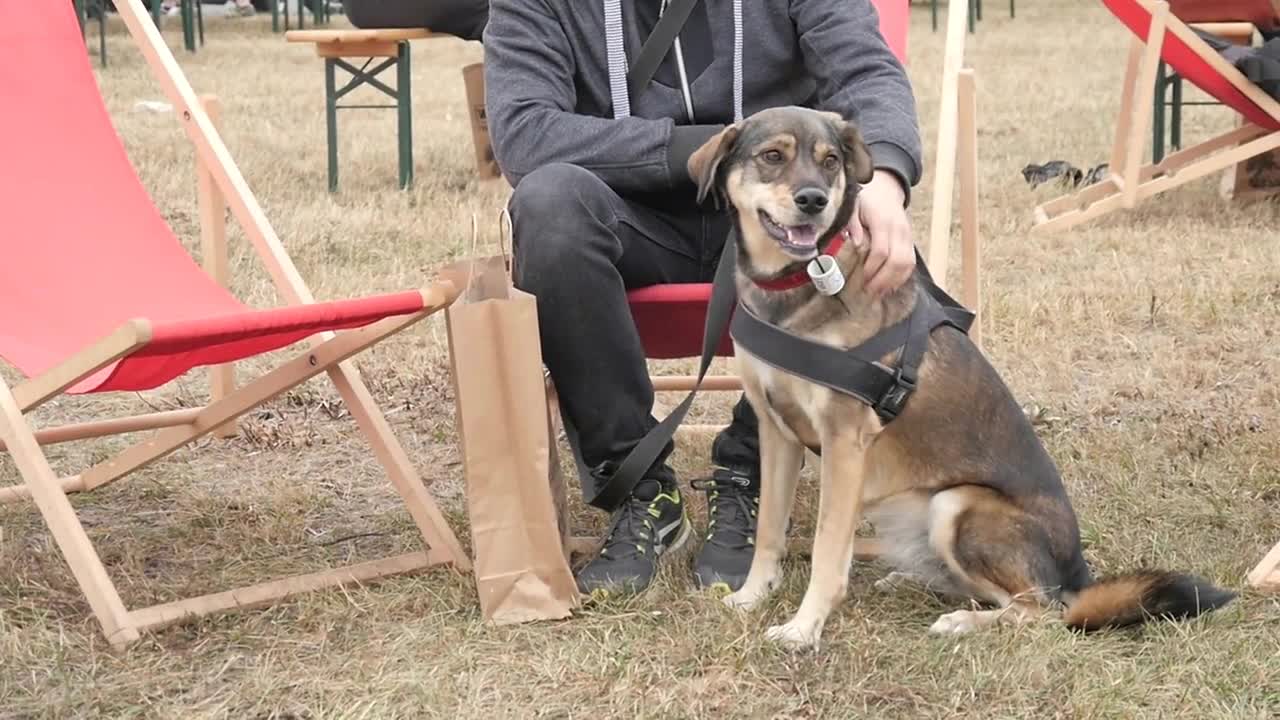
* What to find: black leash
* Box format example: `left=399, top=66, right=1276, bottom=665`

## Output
left=583, top=223, right=739, bottom=512
left=584, top=232, right=974, bottom=512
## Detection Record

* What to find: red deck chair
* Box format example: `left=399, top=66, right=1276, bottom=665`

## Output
left=1033, top=0, right=1280, bottom=233
left=0, top=0, right=470, bottom=648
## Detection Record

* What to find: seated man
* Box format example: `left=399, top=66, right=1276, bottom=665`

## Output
left=342, top=0, right=486, bottom=42
left=484, top=0, right=922, bottom=596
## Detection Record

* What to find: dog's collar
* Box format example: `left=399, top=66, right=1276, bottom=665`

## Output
left=751, top=228, right=850, bottom=292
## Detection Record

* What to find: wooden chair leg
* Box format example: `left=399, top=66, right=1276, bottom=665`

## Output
left=1110, top=35, right=1147, bottom=175
left=1123, top=3, right=1170, bottom=208
left=926, top=0, right=972, bottom=287
left=1247, top=539, right=1280, bottom=591
left=197, top=94, right=237, bottom=439
left=0, top=380, right=138, bottom=649
left=957, top=67, right=982, bottom=349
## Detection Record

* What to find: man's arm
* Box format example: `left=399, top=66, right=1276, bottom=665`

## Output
left=791, top=0, right=923, bottom=205
left=484, top=0, right=721, bottom=192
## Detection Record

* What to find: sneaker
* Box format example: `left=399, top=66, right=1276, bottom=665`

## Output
left=691, top=467, right=759, bottom=593
left=575, top=479, right=691, bottom=598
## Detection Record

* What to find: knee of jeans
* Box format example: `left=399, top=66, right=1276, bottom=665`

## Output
left=508, top=163, right=612, bottom=282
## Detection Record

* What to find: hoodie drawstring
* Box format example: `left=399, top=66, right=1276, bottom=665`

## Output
left=603, top=0, right=743, bottom=123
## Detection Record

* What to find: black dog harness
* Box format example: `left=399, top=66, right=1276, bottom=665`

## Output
left=585, top=230, right=975, bottom=511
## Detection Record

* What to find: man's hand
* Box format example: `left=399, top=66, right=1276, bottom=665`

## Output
left=850, top=169, right=914, bottom=297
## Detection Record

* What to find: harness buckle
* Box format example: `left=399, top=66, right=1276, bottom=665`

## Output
left=873, top=366, right=917, bottom=421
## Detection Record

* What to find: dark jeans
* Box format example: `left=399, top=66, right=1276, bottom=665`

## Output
left=342, top=0, right=487, bottom=42
left=508, top=163, right=760, bottom=505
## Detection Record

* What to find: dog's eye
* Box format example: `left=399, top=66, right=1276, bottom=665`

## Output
left=760, top=149, right=784, bottom=164
left=822, top=154, right=840, bottom=171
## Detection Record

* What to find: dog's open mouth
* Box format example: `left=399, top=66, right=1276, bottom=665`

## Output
left=760, top=210, right=820, bottom=258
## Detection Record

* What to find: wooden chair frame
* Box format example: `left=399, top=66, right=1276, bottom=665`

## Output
left=1032, top=0, right=1280, bottom=233
left=556, top=0, right=983, bottom=564
left=1248, top=540, right=1280, bottom=591
left=0, top=0, right=470, bottom=649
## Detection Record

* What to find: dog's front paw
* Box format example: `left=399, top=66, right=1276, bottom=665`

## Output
left=928, top=609, right=982, bottom=635
left=722, top=564, right=782, bottom=611
left=765, top=618, right=822, bottom=651
left=723, top=585, right=768, bottom=611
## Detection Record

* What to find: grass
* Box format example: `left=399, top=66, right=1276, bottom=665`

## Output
left=3, top=1, right=1280, bottom=717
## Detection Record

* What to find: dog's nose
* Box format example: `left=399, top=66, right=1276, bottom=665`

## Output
left=793, top=187, right=828, bottom=215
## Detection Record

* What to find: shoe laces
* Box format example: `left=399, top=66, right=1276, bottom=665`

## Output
left=598, top=493, right=664, bottom=561
left=691, top=469, right=758, bottom=549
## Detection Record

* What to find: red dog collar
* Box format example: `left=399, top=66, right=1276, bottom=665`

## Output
left=752, top=228, right=850, bottom=292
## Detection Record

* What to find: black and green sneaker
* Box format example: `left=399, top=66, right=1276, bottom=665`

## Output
left=691, top=467, right=759, bottom=593
left=575, top=479, right=691, bottom=598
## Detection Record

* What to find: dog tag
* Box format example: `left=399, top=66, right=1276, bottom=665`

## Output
left=807, top=255, right=845, bottom=296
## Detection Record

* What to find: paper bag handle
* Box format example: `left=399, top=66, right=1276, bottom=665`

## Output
left=497, top=207, right=514, bottom=279
left=459, top=209, right=518, bottom=296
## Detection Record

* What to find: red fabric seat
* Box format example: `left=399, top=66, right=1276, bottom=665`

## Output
left=625, top=0, right=908, bottom=361
left=1168, top=0, right=1280, bottom=31
left=0, top=3, right=428, bottom=394
left=1105, top=0, right=1280, bottom=130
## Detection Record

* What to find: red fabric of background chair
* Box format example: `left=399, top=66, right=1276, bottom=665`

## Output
left=0, top=1, right=428, bottom=394
left=1168, top=0, right=1280, bottom=30
left=626, top=0, right=910, bottom=361
left=1105, top=0, right=1280, bottom=130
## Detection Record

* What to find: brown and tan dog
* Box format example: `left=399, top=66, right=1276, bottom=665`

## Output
left=686, top=106, right=1235, bottom=651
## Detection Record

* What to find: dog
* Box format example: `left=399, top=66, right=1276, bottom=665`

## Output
left=686, top=106, right=1235, bottom=651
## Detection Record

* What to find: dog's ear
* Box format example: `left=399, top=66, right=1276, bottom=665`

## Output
left=839, top=123, right=875, bottom=185
left=687, top=125, right=741, bottom=204
left=822, top=112, right=874, bottom=185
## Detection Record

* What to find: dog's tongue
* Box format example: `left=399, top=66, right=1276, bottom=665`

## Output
left=786, top=225, right=818, bottom=248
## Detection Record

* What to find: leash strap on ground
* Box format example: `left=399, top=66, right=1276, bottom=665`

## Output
left=584, top=229, right=739, bottom=511
left=586, top=239, right=975, bottom=512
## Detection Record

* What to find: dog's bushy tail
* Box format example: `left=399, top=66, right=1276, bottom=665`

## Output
left=1062, top=570, right=1236, bottom=632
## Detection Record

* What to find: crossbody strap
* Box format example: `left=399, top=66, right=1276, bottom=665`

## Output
left=626, top=0, right=700, bottom=99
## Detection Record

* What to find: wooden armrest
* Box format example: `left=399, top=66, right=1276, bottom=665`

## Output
left=1190, top=21, right=1258, bottom=44
left=284, top=28, right=433, bottom=44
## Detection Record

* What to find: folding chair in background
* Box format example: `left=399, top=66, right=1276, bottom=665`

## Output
left=0, top=0, right=470, bottom=648
left=1032, top=0, right=1280, bottom=233
left=558, top=0, right=985, bottom=561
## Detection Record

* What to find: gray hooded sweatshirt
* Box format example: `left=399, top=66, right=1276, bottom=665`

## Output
left=483, top=0, right=922, bottom=205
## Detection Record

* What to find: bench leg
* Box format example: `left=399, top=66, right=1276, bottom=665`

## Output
left=319, top=49, right=413, bottom=192
left=98, top=1, right=107, bottom=66
left=1171, top=74, right=1183, bottom=152
left=397, top=43, right=413, bottom=190
left=326, top=57, right=339, bottom=193
left=1153, top=61, right=1166, bottom=165
left=180, top=0, right=195, bottom=53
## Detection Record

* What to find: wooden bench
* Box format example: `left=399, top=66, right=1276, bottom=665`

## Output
left=286, top=29, right=433, bottom=191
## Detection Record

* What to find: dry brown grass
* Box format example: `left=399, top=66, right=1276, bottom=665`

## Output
left=3, top=1, right=1280, bottom=717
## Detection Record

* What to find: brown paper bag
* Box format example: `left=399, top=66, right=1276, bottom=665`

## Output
left=443, top=224, right=579, bottom=624
left=462, top=62, right=502, bottom=181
